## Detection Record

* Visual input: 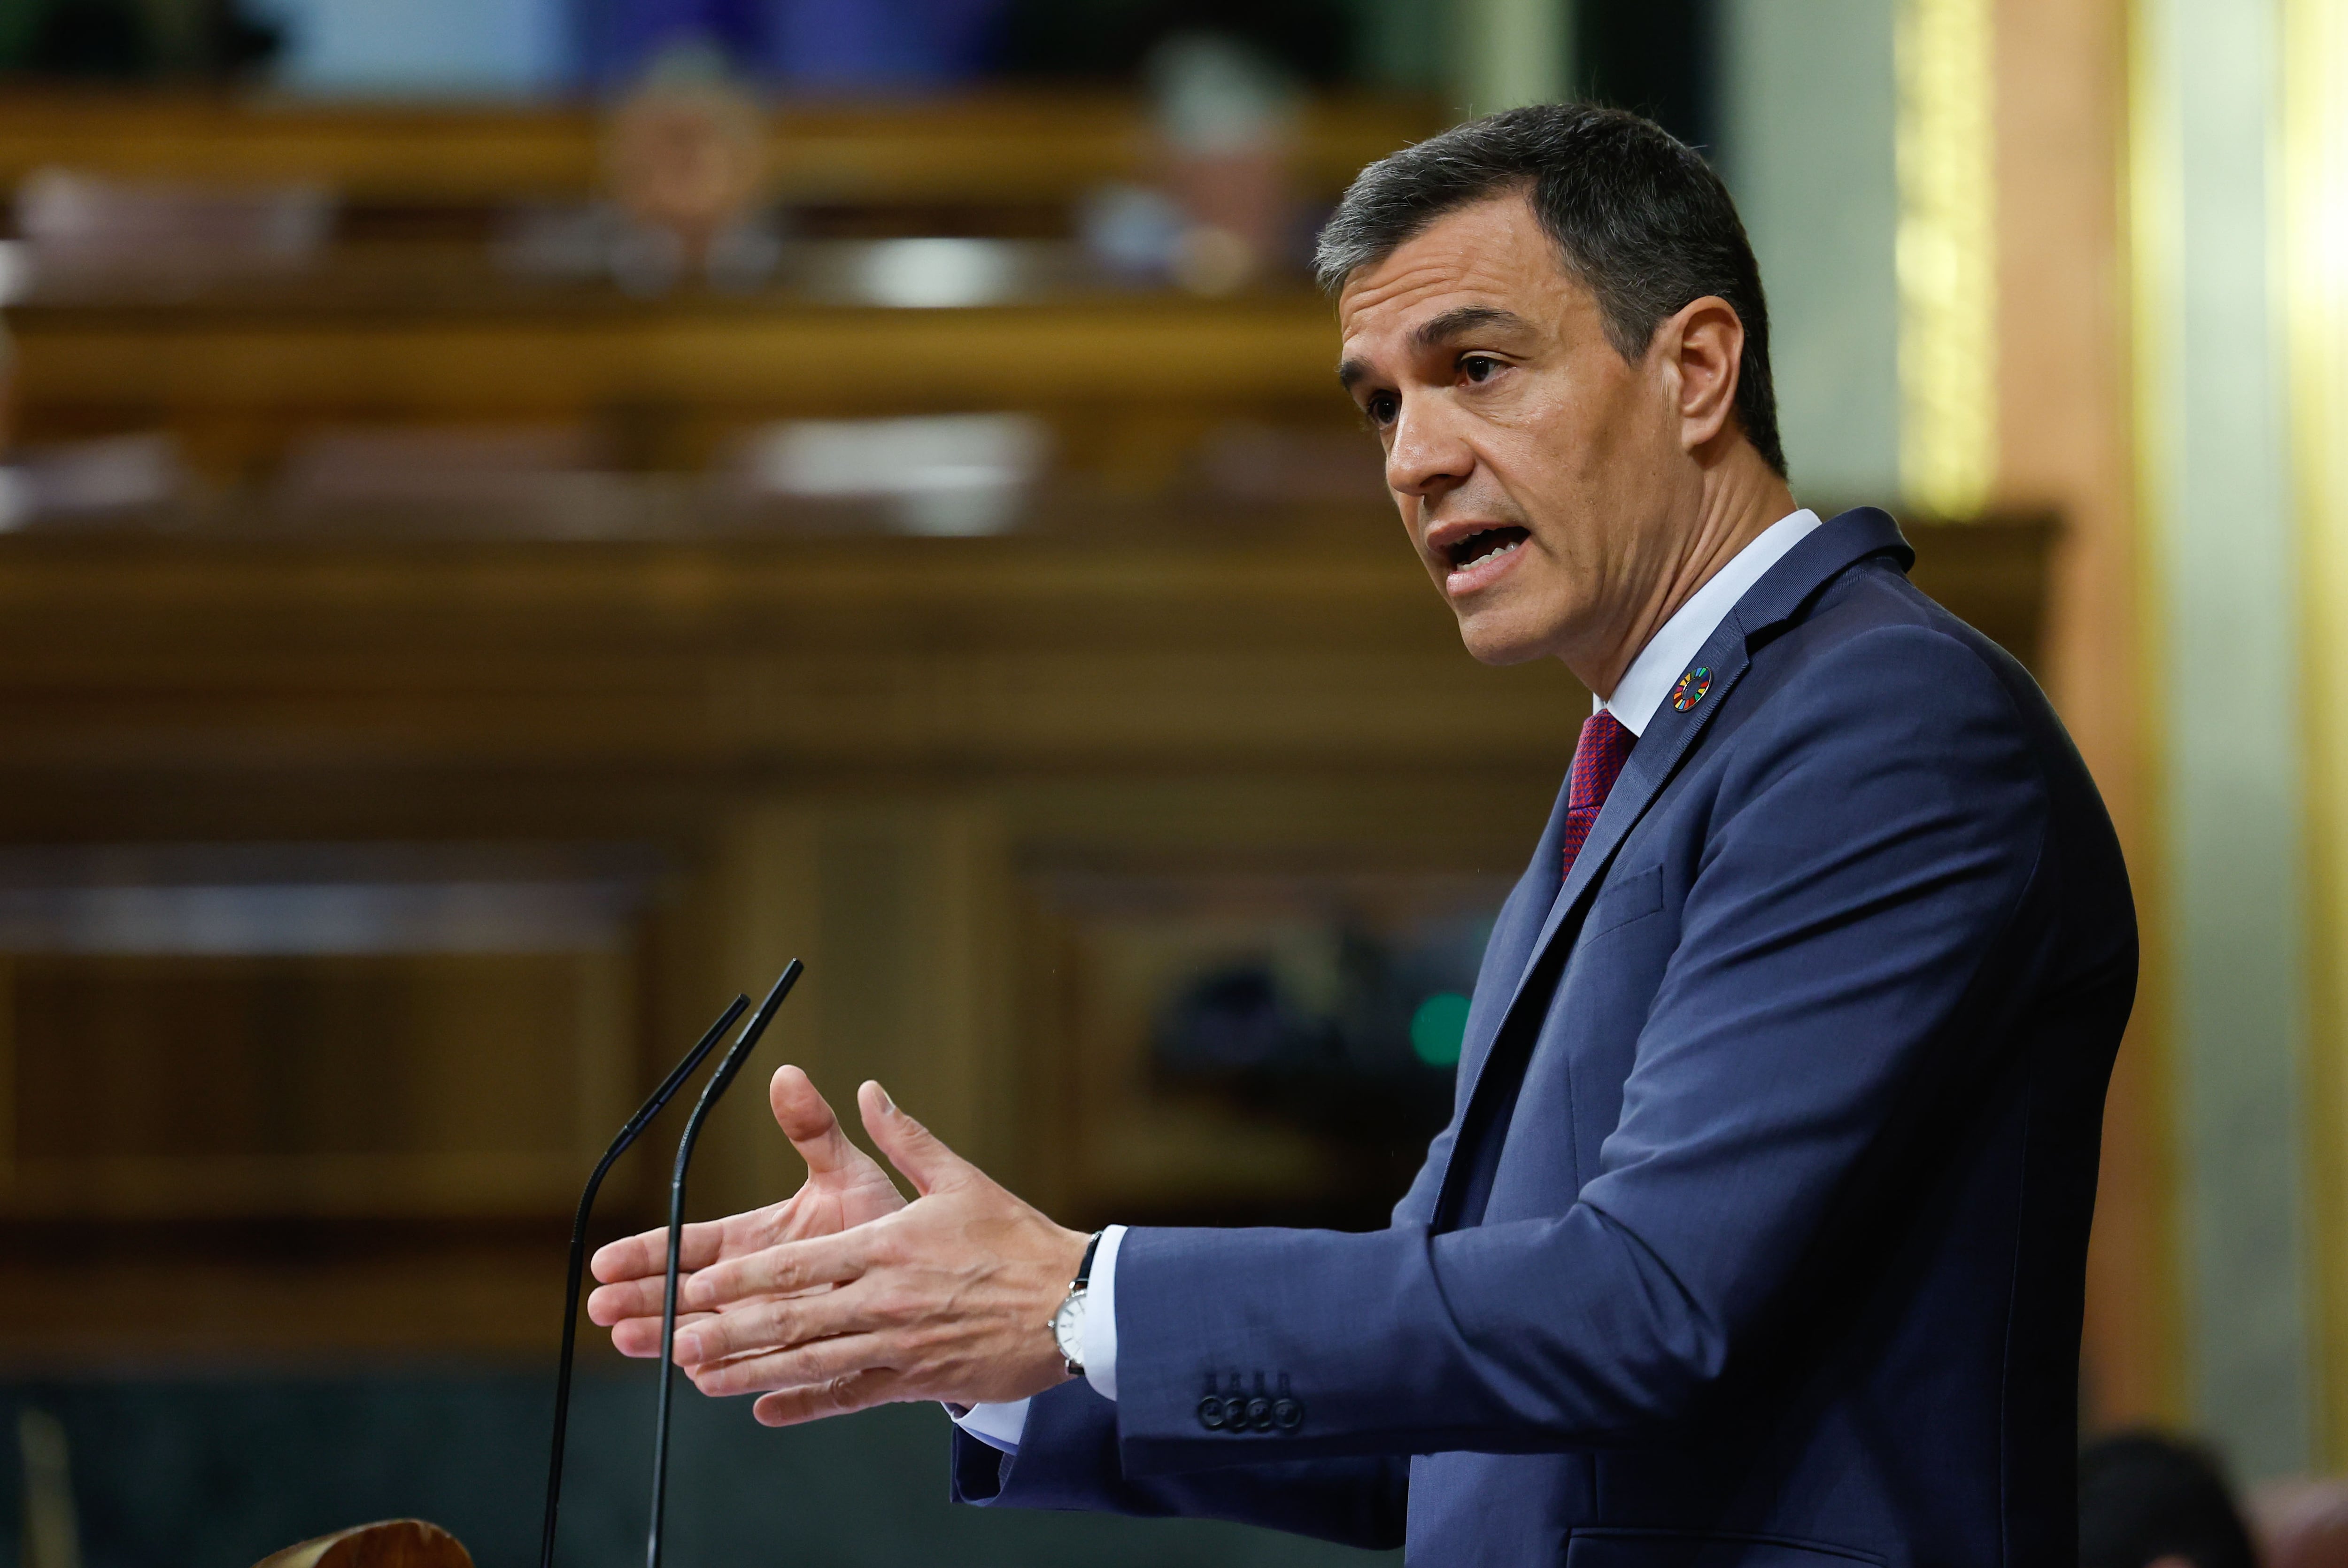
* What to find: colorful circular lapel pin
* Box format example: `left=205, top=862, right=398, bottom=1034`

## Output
left=1671, top=666, right=1713, bottom=711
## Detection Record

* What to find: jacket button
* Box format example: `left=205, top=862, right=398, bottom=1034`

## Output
left=1245, top=1397, right=1272, bottom=1431
left=1273, top=1398, right=1303, bottom=1431
left=1196, top=1396, right=1227, bottom=1431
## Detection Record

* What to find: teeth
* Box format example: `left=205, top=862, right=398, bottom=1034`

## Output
left=1444, top=525, right=1528, bottom=572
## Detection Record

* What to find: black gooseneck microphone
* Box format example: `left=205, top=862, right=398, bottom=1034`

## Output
left=539, top=990, right=750, bottom=1568
left=647, top=958, right=804, bottom=1568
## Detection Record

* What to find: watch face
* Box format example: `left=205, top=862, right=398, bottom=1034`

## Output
left=1052, top=1292, right=1087, bottom=1362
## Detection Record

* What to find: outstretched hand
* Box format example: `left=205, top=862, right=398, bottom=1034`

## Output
left=586, top=1064, right=909, bottom=1362
left=598, top=1072, right=1088, bottom=1427
left=589, top=1071, right=1089, bottom=1429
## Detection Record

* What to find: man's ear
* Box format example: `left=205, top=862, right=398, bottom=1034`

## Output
left=1664, top=295, right=1746, bottom=454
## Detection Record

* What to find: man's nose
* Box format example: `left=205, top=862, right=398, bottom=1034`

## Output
left=1385, top=397, right=1475, bottom=499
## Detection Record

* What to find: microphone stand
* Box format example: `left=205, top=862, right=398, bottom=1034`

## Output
left=648, top=959, right=804, bottom=1568
left=538, top=991, right=750, bottom=1568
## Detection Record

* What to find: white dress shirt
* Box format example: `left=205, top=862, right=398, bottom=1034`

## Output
left=952, top=508, right=1824, bottom=1455
left=1594, top=508, right=1821, bottom=735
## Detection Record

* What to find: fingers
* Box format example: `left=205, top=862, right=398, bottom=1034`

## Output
left=770, top=1065, right=865, bottom=1177
left=589, top=1218, right=727, bottom=1287
left=599, top=1219, right=870, bottom=1329
left=587, top=1274, right=668, bottom=1328
left=684, top=1331, right=893, bottom=1400
left=590, top=1251, right=749, bottom=1325
left=682, top=1228, right=870, bottom=1312
left=673, top=1274, right=878, bottom=1367
left=857, top=1081, right=975, bottom=1197
left=752, top=1370, right=905, bottom=1427
left=609, top=1309, right=717, bottom=1359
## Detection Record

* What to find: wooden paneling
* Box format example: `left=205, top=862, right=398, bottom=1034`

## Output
left=0, top=1219, right=575, bottom=1364
left=7, top=296, right=1355, bottom=479
left=12, top=299, right=1342, bottom=417
left=0, top=521, right=2039, bottom=773
left=0, top=92, right=2078, bottom=1371
left=0, top=951, right=632, bottom=1219
left=0, top=530, right=1562, bottom=773
left=0, top=518, right=2048, bottom=1360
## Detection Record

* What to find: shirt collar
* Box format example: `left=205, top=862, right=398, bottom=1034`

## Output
left=1598, top=509, right=1823, bottom=736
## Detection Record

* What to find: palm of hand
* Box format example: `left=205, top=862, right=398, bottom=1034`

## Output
left=679, top=1145, right=908, bottom=1359
left=589, top=1066, right=907, bottom=1360
left=749, top=1149, right=905, bottom=1251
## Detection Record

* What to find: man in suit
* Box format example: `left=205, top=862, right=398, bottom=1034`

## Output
left=587, top=103, right=2137, bottom=1566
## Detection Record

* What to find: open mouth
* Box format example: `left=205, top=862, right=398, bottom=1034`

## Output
left=1444, top=525, right=1529, bottom=572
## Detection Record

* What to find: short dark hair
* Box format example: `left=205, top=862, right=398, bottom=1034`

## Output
left=1315, top=103, right=1786, bottom=479
left=2078, top=1432, right=2259, bottom=1568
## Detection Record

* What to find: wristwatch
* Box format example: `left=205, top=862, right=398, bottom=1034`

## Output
left=1049, top=1231, right=1104, bottom=1377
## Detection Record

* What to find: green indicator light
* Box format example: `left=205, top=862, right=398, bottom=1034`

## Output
left=1408, top=991, right=1471, bottom=1068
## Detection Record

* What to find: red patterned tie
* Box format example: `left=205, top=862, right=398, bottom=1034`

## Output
left=1560, top=711, right=1636, bottom=878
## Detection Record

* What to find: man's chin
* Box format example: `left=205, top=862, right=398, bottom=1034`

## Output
left=1453, top=618, right=1558, bottom=668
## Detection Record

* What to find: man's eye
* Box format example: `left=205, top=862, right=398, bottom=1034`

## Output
left=1461, top=355, right=1502, bottom=384
left=1366, top=392, right=1399, bottom=425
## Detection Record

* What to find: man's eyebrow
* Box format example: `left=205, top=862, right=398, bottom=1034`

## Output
left=1337, top=357, right=1371, bottom=391
left=1412, top=305, right=1529, bottom=349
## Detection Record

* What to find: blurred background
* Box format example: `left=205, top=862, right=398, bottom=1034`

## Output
left=0, top=0, right=2333, bottom=1564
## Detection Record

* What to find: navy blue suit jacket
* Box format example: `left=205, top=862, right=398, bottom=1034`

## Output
left=955, top=509, right=2138, bottom=1567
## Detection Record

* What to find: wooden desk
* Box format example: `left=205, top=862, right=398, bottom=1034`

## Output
left=0, top=92, right=1439, bottom=207
left=9, top=286, right=1350, bottom=477
left=0, top=93, right=1425, bottom=476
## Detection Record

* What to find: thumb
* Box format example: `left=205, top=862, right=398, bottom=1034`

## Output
left=857, top=1081, right=973, bottom=1197
left=770, top=1064, right=864, bottom=1178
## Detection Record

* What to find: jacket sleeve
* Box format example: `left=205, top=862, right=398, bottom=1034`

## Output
left=1103, top=626, right=2058, bottom=1474
left=951, top=1380, right=1409, bottom=1549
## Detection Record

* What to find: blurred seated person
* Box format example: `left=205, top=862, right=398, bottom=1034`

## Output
left=2080, top=1433, right=2260, bottom=1568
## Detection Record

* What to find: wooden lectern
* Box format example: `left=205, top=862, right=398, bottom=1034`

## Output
left=252, top=1520, right=472, bottom=1568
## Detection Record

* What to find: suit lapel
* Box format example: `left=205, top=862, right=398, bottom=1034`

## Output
left=1452, top=626, right=1753, bottom=1118
left=1429, top=507, right=1914, bottom=1225
left=1446, top=775, right=1573, bottom=1086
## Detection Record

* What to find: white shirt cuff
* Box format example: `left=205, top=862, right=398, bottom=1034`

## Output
left=950, top=1397, right=1030, bottom=1453
left=947, top=1222, right=1128, bottom=1452
left=1082, top=1224, right=1127, bottom=1401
